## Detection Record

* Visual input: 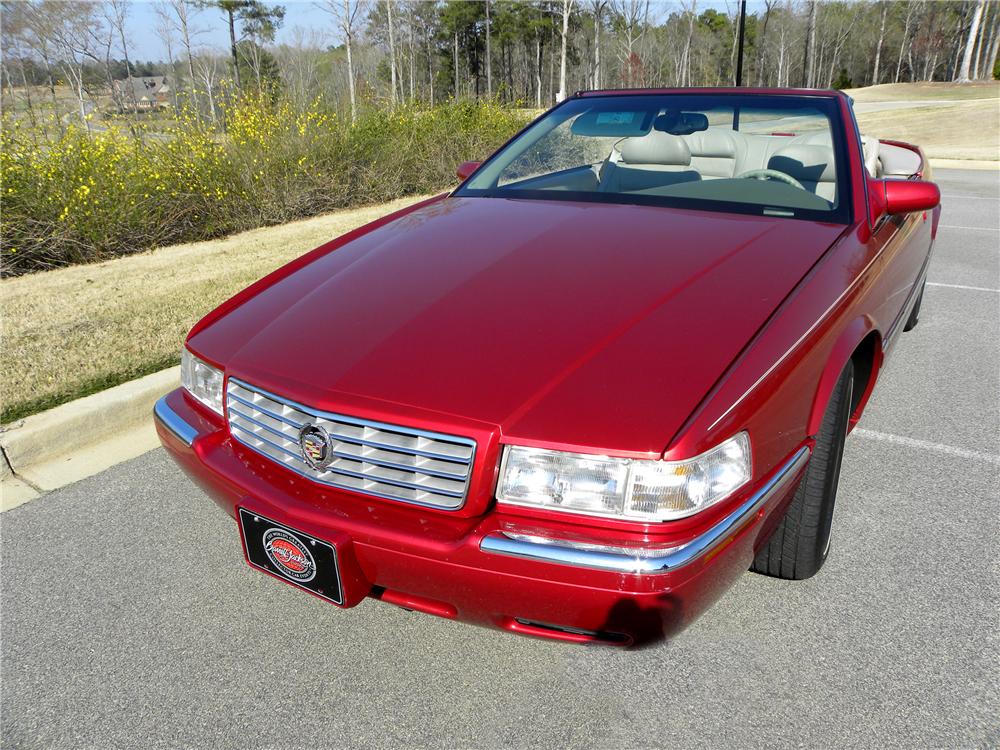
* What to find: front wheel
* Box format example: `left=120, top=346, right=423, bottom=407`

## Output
left=751, top=360, right=854, bottom=580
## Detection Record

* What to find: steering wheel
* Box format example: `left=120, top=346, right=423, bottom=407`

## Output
left=736, top=168, right=804, bottom=190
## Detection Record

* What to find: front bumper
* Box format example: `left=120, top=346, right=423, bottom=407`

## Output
left=155, top=389, right=809, bottom=645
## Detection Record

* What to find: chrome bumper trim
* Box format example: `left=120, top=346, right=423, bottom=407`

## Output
left=480, top=446, right=811, bottom=574
left=153, top=395, right=198, bottom=448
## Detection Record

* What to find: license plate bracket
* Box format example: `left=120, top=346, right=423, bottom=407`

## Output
left=238, top=508, right=344, bottom=605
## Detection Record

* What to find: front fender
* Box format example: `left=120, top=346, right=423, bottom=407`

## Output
left=807, top=316, right=882, bottom=436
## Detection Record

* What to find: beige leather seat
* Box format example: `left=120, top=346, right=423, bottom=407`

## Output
left=860, top=135, right=880, bottom=177
left=683, top=129, right=742, bottom=179
left=598, top=125, right=840, bottom=201
left=767, top=143, right=837, bottom=202
left=804, top=129, right=876, bottom=177
left=735, top=133, right=789, bottom=177
left=879, top=141, right=922, bottom=177
left=600, top=131, right=700, bottom=193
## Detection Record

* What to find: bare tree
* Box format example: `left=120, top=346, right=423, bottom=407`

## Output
left=776, top=15, right=787, bottom=86
left=871, top=1, right=888, bottom=85
left=893, top=1, right=917, bottom=83
left=454, top=28, right=460, bottom=99
left=949, top=3, right=970, bottom=79
left=416, top=2, right=434, bottom=105
left=956, top=0, right=986, bottom=81
left=93, top=3, right=134, bottom=129
left=106, top=0, right=141, bottom=115
left=0, top=62, right=16, bottom=118
left=1, top=2, right=38, bottom=129
left=556, top=0, right=574, bottom=101
left=548, top=9, right=556, bottom=100
left=589, top=0, right=607, bottom=89
left=972, top=0, right=991, bottom=79
left=386, top=0, right=397, bottom=105
left=822, top=4, right=858, bottom=87
left=754, top=0, right=776, bottom=85
left=679, top=0, right=697, bottom=86
left=194, top=52, right=221, bottom=124
left=485, top=0, right=492, bottom=97
left=317, top=0, right=367, bottom=122
left=534, top=31, right=542, bottom=106
left=407, top=2, right=415, bottom=101
left=160, top=1, right=202, bottom=115
left=154, top=7, right=180, bottom=110
left=984, top=4, right=1000, bottom=80
left=612, top=0, right=643, bottom=87
left=21, top=1, right=62, bottom=114
left=638, top=0, right=652, bottom=83
left=802, top=0, right=817, bottom=87
left=44, top=0, right=106, bottom=133
left=276, top=27, right=325, bottom=107
left=913, top=4, right=933, bottom=80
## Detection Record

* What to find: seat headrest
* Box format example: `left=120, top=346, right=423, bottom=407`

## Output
left=684, top=129, right=738, bottom=158
left=619, top=131, right=692, bottom=166
left=796, top=130, right=833, bottom=146
left=768, top=144, right=836, bottom=183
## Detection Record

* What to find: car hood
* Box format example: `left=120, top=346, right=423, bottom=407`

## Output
left=191, top=196, right=844, bottom=456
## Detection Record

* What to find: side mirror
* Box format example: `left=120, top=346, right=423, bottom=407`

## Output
left=883, top=179, right=940, bottom=215
left=456, top=160, right=482, bottom=181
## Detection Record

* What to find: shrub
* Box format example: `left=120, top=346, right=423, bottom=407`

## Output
left=0, top=98, right=528, bottom=276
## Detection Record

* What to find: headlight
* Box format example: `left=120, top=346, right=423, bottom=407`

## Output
left=497, top=433, right=751, bottom=521
left=181, top=348, right=224, bottom=415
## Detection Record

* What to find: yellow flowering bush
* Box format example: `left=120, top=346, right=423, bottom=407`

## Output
left=0, top=97, right=527, bottom=275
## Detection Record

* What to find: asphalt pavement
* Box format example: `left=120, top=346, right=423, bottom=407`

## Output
left=2, top=169, right=998, bottom=749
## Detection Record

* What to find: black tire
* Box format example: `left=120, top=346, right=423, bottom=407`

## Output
left=751, top=360, right=854, bottom=580
left=903, top=281, right=924, bottom=332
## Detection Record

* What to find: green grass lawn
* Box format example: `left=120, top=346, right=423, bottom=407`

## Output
left=1, top=194, right=431, bottom=424
left=845, top=81, right=1000, bottom=102
left=855, top=99, right=1000, bottom=161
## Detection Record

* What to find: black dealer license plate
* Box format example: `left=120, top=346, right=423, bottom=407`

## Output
left=238, top=508, right=343, bottom=605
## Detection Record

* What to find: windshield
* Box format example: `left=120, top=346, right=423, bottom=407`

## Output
left=457, top=93, right=851, bottom=223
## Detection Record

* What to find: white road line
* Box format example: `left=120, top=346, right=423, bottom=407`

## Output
left=927, top=282, right=1000, bottom=293
left=853, top=429, right=1000, bottom=465
left=938, top=224, right=1000, bottom=231
left=941, top=194, right=999, bottom=201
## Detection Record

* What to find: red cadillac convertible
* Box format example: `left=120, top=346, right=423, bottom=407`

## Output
left=156, top=89, right=941, bottom=646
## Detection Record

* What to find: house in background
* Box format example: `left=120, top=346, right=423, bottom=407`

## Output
left=113, top=76, right=171, bottom=112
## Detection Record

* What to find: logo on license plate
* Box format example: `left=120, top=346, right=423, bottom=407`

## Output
left=262, top=527, right=316, bottom=582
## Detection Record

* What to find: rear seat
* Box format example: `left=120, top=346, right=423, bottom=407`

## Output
left=683, top=130, right=741, bottom=178
left=608, top=127, right=839, bottom=202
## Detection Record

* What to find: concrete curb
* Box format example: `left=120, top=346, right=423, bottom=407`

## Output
left=0, top=366, right=179, bottom=510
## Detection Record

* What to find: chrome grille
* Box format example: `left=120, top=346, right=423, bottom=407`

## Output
left=226, top=379, right=476, bottom=509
